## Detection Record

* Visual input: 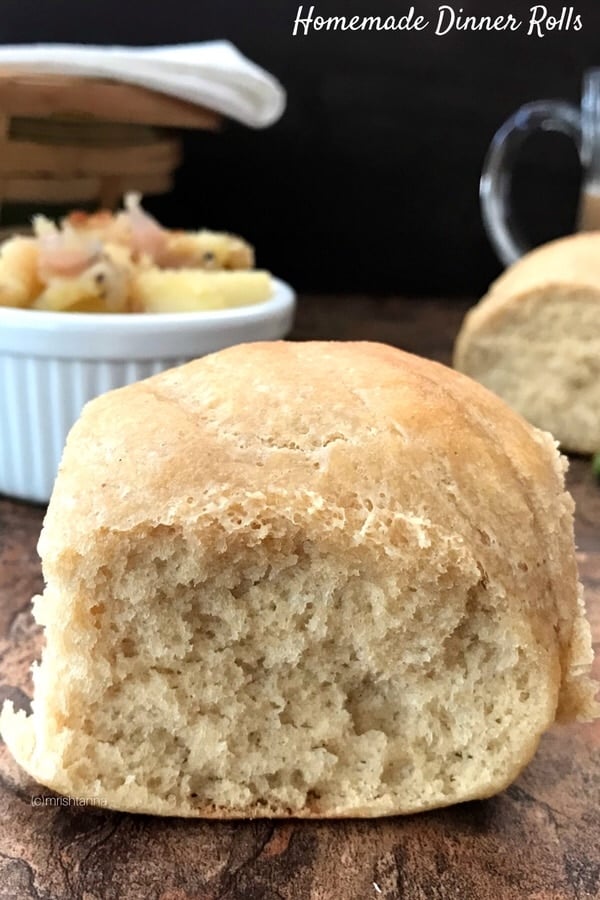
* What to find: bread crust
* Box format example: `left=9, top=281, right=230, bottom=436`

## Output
left=455, top=232, right=600, bottom=348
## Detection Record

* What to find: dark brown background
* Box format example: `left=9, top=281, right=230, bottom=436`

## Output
left=1, top=0, right=599, bottom=293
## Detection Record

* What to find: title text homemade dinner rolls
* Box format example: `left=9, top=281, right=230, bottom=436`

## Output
left=454, top=233, right=600, bottom=454
left=1, top=341, right=596, bottom=817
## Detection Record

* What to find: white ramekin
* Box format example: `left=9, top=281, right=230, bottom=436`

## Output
left=0, top=277, right=296, bottom=504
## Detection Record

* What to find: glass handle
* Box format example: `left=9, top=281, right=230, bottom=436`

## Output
left=480, top=101, right=582, bottom=267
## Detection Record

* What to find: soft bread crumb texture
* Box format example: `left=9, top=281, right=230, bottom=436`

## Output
left=454, top=232, right=600, bottom=454
left=1, top=341, right=597, bottom=818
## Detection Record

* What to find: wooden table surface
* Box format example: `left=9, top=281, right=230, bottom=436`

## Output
left=0, top=296, right=598, bottom=900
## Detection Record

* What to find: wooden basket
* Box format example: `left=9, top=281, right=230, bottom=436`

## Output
left=0, top=72, right=221, bottom=210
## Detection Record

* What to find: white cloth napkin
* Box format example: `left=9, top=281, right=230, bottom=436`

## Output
left=0, top=41, right=286, bottom=128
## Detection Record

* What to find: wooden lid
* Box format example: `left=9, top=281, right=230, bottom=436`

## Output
left=0, top=71, right=222, bottom=130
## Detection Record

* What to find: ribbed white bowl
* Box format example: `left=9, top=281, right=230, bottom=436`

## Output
left=0, top=278, right=295, bottom=503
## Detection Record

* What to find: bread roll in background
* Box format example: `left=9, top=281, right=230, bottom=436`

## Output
left=453, top=233, right=600, bottom=454
left=1, top=341, right=597, bottom=818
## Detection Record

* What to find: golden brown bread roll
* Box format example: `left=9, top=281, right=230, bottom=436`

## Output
left=1, top=341, right=597, bottom=817
left=454, top=233, right=600, bottom=454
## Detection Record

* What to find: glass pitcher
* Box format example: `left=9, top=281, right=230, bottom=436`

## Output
left=480, top=69, right=600, bottom=266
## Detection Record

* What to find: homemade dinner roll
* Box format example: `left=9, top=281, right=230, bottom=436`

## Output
left=454, top=232, right=600, bottom=454
left=1, top=341, right=596, bottom=818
